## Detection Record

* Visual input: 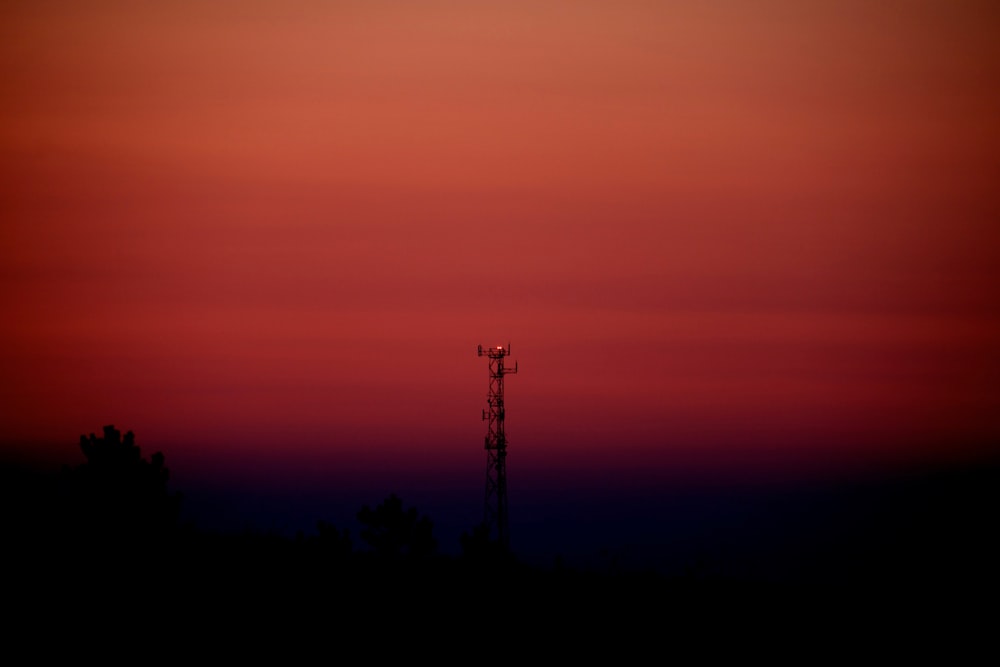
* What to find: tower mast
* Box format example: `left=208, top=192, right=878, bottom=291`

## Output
left=477, top=343, right=517, bottom=550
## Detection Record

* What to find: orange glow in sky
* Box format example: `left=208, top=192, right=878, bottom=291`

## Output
left=2, top=1, right=999, bottom=486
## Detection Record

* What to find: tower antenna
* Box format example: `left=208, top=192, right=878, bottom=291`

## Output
left=477, top=343, right=518, bottom=551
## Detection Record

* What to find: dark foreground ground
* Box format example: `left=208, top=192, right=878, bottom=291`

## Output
left=4, top=452, right=997, bottom=657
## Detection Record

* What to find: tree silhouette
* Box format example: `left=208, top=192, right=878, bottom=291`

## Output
left=59, top=425, right=181, bottom=546
left=459, top=522, right=509, bottom=564
left=297, top=518, right=353, bottom=568
left=314, top=519, right=353, bottom=556
left=357, top=493, right=436, bottom=561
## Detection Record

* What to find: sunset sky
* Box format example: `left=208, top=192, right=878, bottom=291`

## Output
left=2, top=1, right=999, bottom=558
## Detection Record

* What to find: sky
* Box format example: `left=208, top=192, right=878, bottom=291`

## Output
left=2, top=1, right=999, bottom=564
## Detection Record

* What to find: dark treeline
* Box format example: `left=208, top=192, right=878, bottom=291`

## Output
left=4, top=424, right=998, bottom=644
left=4, top=426, right=679, bottom=626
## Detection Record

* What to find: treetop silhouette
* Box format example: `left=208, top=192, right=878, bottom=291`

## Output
left=357, top=492, right=436, bottom=561
left=60, top=424, right=181, bottom=545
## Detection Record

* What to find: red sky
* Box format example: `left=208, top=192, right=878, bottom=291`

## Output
left=2, top=1, right=999, bottom=489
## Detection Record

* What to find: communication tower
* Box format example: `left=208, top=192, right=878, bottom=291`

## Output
left=477, top=343, right=517, bottom=550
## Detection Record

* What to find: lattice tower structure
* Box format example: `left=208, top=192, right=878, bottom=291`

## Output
left=477, top=343, right=517, bottom=550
